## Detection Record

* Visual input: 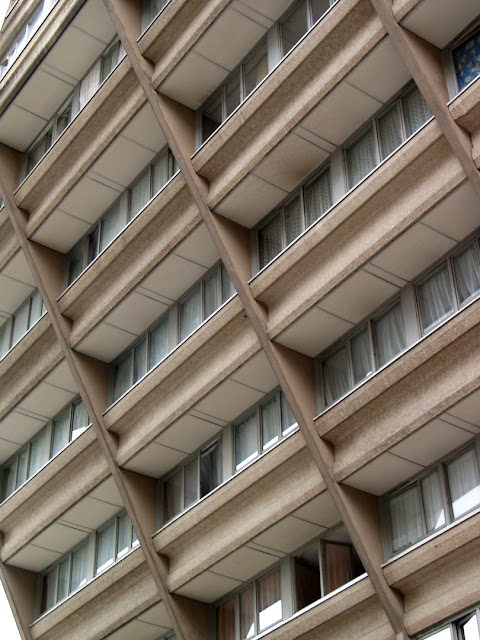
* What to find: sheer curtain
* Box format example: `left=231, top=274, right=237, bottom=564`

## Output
left=57, top=558, right=69, bottom=602
left=388, top=485, right=423, bottom=553
left=116, top=512, right=130, bottom=558
left=351, top=328, right=372, bottom=384
left=130, top=170, right=151, bottom=219
left=79, top=61, right=101, bottom=109
left=378, top=105, right=402, bottom=159
left=402, top=87, right=432, bottom=136
left=421, top=471, right=445, bottom=532
left=28, top=429, right=46, bottom=477
left=113, top=353, right=132, bottom=401
left=453, top=244, right=480, bottom=305
left=184, top=458, right=198, bottom=508
left=235, top=412, right=258, bottom=470
left=204, top=273, right=219, bottom=319
left=322, top=346, right=350, bottom=406
left=284, top=195, right=303, bottom=245
left=261, top=395, right=279, bottom=450
left=133, top=338, right=147, bottom=384
left=29, top=289, right=43, bottom=327
left=100, top=203, right=120, bottom=251
left=216, top=597, right=236, bottom=640
left=259, top=216, right=283, bottom=268
left=153, top=152, right=169, bottom=194
left=258, top=570, right=282, bottom=632
left=240, top=585, right=255, bottom=639
left=180, top=286, right=202, bottom=341
left=149, top=318, right=169, bottom=368
left=51, top=407, right=71, bottom=456
left=417, top=265, right=454, bottom=332
left=305, top=171, right=331, bottom=227
left=96, top=520, right=115, bottom=573
left=375, top=303, right=405, bottom=367
left=72, top=400, right=89, bottom=440
left=446, top=448, right=480, bottom=518
left=281, top=392, right=297, bottom=434
left=346, top=128, right=377, bottom=188
left=70, top=543, right=88, bottom=591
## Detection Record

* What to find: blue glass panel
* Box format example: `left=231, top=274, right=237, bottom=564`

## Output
left=453, top=31, right=480, bottom=91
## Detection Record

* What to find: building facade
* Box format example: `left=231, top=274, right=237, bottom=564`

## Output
left=0, top=0, right=479, bottom=639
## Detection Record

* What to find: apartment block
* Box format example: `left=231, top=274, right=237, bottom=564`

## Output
left=0, top=0, right=479, bottom=639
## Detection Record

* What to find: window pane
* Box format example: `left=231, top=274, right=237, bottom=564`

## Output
left=425, top=628, right=453, bottom=640
left=149, top=317, right=169, bottom=368
left=79, top=62, right=101, bottom=109
left=117, top=512, right=131, bottom=559
left=52, top=407, right=71, bottom=456
left=261, top=395, right=279, bottom=450
left=304, top=170, right=331, bottom=227
left=226, top=71, right=241, bottom=117
left=259, top=215, right=283, bottom=268
left=87, top=225, right=99, bottom=264
left=421, top=470, right=445, bottom=533
left=281, top=392, right=297, bottom=434
left=216, top=597, right=236, bottom=640
left=28, top=132, right=52, bottom=171
left=311, top=0, right=331, bottom=22
left=447, top=448, right=480, bottom=519
left=346, top=127, right=377, bottom=189
left=454, top=244, right=480, bottom=305
left=70, top=543, right=88, bottom=592
left=72, top=401, right=89, bottom=440
left=153, top=152, right=169, bottom=193
left=322, top=346, right=350, bottom=406
left=55, top=105, right=71, bottom=139
left=235, top=412, right=258, bottom=470
left=133, top=337, right=147, bottom=384
left=43, top=569, right=57, bottom=612
left=180, top=285, right=202, bottom=341
left=240, top=584, right=255, bottom=639
left=244, top=41, right=268, bottom=95
left=324, top=542, right=352, bottom=594
left=258, top=569, right=282, bottom=631
left=460, top=614, right=480, bottom=640
left=57, top=558, right=69, bottom=602
left=202, top=92, right=222, bottom=142
left=375, top=303, right=405, bottom=368
left=163, top=470, right=182, bottom=521
left=130, top=170, right=151, bottom=218
left=388, top=485, right=423, bottom=553
left=28, top=429, right=45, bottom=477
left=295, top=542, right=321, bottom=609
left=1, top=459, right=16, bottom=501
left=378, top=105, right=403, bottom=159
left=402, top=87, right=432, bottom=137
left=204, top=272, right=219, bottom=319
left=100, top=43, right=119, bottom=82
left=453, top=31, right=480, bottom=92
left=351, top=327, right=372, bottom=385
left=96, top=520, right=116, bottom=573
left=15, top=447, right=28, bottom=489
left=284, top=195, right=303, bottom=245
left=281, top=0, right=308, bottom=56
left=11, top=299, right=30, bottom=346
left=417, top=265, right=454, bottom=332
left=29, top=290, right=43, bottom=328
left=68, top=243, right=85, bottom=285
left=184, top=457, right=198, bottom=508
left=100, top=203, right=120, bottom=251
left=200, top=441, right=221, bottom=498
left=222, top=265, right=236, bottom=303
left=146, top=0, right=168, bottom=24
left=113, top=352, right=132, bottom=401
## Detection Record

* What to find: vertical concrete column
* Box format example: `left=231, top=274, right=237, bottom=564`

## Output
left=0, top=561, right=37, bottom=640
left=369, top=0, right=480, bottom=197
left=103, top=2, right=409, bottom=637
left=0, top=144, right=209, bottom=640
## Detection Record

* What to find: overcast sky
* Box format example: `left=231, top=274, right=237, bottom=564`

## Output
left=0, top=2, right=28, bottom=638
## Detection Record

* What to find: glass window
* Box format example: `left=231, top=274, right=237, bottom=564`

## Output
left=133, top=337, right=147, bottom=384
left=417, top=264, right=454, bottom=332
left=295, top=542, right=321, bottom=610
left=216, top=597, right=236, bottom=640
left=29, top=290, right=43, bottom=328
left=459, top=614, right=480, bottom=640
left=304, top=170, right=331, bottom=227
left=202, top=92, right=223, bottom=143
left=322, top=346, right=349, bottom=406
left=284, top=195, right=303, bottom=245
left=244, top=41, right=268, bottom=96
left=378, top=105, right=403, bottom=159
left=153, top=151, right=169, bottom=193
left=281, top=393, right=297, bottom=434
left=163, top=470, right=182, bottom=522
left=11, top=298, right=30, bottom=346
left=130, top=170, right=151, bottom=218
left=117, top=512, right=131, bottom=559
left=388, top=484, right=423, bottom=553
left=221, top=265, right=235, bottom=303
left=235, top=412, right=259, bottom=470
left=28, top=430, right=45, bottom=477
left=281, top=1, right=308, bottom=56
left=113, top=352, right=132, bottom=401
left=261, top=395, right=279, bottom=450
left=350, top=327, right=372, bottom=384
left=100, top=202, right=121, bottom=252
left=346, top=127, right=377, bottom=189
left=453, top=244, right=480, bottom=305
left=149, top=317, right=169, bottom=368
left=374, top=303, right=405, bottom=368
left=311, top=0, right=332, bottom=22
left=200, top=441, right=221, bottom=498
left=68, top=243, right=86, bottom=285
left=57, top=558, right=69, bottom=602
left=257, top=569, right=282, bottom=632
left=204, top=271, right=219, bottom=319
left=421, top=470, right=445, bottom=533
left=446, top=448, right=480, bottom=519
left=96, top=520, right=116, bottom=573
left=225, top=71, right=241, bottom=117
left=72, top=401, right=89, bottom=440
left=259, top=216, right=283, bottom=269
left=402, top=87, right=431, bottom=137
left=240, top=584, right=255, bottom=639
left=180, top=285, right=202, bottom=341
left=70, top=543, right=88, bottom=592
left=184, top=457, right=198, bottom=508
left=15, top=447, right=28, bottom=490
left=52, top=407, right=71, bottom=456
left=453, top=29, right=480, bottom=92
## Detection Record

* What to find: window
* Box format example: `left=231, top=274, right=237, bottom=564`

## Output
left=0, top=289, right=46, bottom=359
left=143, top=0, right=170, bottom=30
left=345, top=86, right=432, bottom=189
left=385, top=441, right=480, bottom=556
left=416, top=239, right=480, bottom=334
left=40, top=511, right=137, bottom=616
left=66, top=147, right=177, bottom=287
left=198, top=0, right=337, bottom=145
left=161, top=440, right=221, bottom=523
left=112, top=263, right=235, bottom=402
left=419, top=606, right=480, bottom=640
left=452, top=26, right=480, bottom=93
left=319, top=301, right=405, bottom=407
left=0, top=398, right=89, bottom=502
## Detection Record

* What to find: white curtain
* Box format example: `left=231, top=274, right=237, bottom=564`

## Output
left=79, top=61, right=101, bottom=109
left=453, top=244, right=480, bottom=305
left=235, top=412, right=258, bottom=470
left=417, top=265, right=453, bottom=332
left=388, top=485, right=423, bottom=553
left=180, top=286, right=202, bottom=341
left=261, top=395, right=279, bottom=450
left=52, top=408, right=71, bottom=456
left=258, top=570, right=282, bottom=632
left=378, top=105, right=402, bottom=159
left=130, top=170, right=151, bottom=219
left=28, top=429, right=46, bottom=477
left=323, top=346, right=350, bottom=406
left=375, top=303, right=405, bottom=367
left=96, top=521, right=115, bottom=573
left=11, top=298, right=30, bottom=346
left=284, top=195, right=303, bottom=244
left=72, top=400, right=88, bottom=440
left=281, top=392, right=296, bottom=434
left=44, top=569, right=57, bottom=611
left=116, top=512, right=130, bottom=558
left=149, top=317, right=169, bottom=368
left=133, top=338, right=147, bottom=384
left=259, top=216, right=283, bottom=268
left=346, top=128, right=377, bottom=189
left=70, top=543, right=88, bottom=591
left=351, top=327, right=372, bottom=384
left=100, top=203, right=120, bottom=251
left=402, top=87, right=432, bottom=137
left=447, top=448, right=480, bottom=518
left=184, top=458, right=198, bottom=508
left=305, top=170, right=331, bottom=227
left=421, top=471, right=445, bottom=532
left=204, top=273, right=219, bottom=319
left=57, top=559, right=69, bottom=602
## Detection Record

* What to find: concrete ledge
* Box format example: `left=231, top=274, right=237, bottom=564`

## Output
left=0, top=218, right=20, bottom=271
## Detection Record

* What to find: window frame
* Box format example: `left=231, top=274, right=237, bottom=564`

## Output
left=444, top=20, right=480, bottom=99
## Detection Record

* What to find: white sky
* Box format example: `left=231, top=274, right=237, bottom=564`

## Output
left=0, top=0, right=26, bottom=635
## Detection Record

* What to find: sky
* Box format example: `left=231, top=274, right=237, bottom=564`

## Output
left=0, top=0, right=24, bottom=636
